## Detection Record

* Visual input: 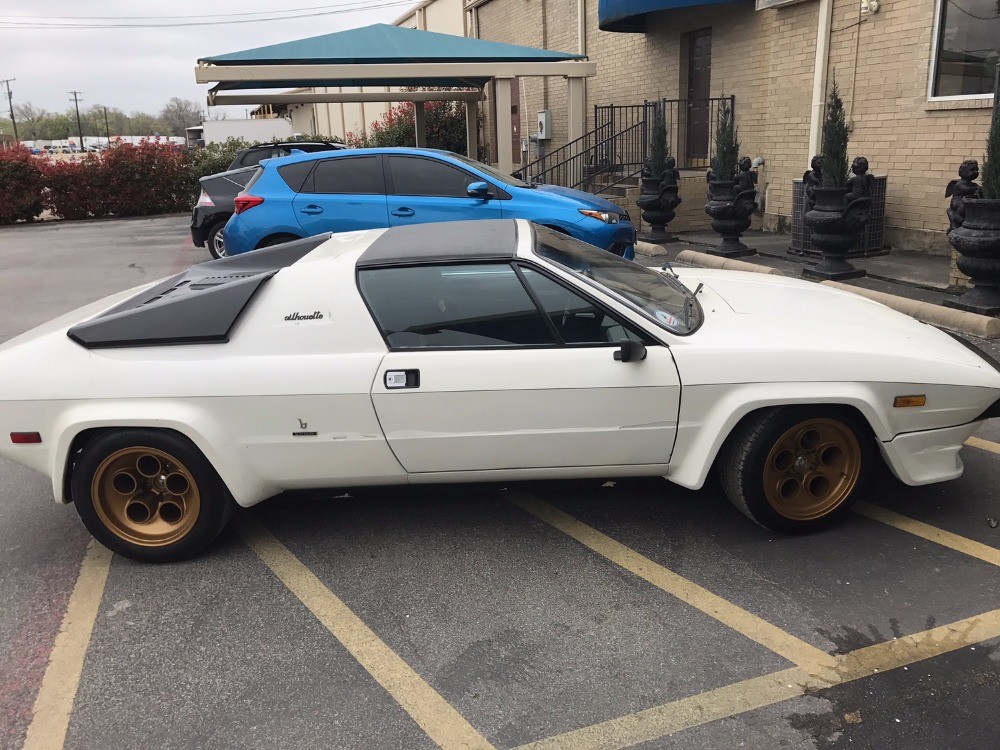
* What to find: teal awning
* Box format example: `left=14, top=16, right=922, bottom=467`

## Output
left=200, top=23, right=585, bottom=66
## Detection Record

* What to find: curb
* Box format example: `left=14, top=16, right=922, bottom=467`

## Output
left=672, top=249, right=785, bottom=276
left=819, top=281, right=1000, bottom=340
left=664, top=249, right=1000, bottom=340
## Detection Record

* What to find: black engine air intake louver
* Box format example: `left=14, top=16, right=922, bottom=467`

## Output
left=68, top=234, right=331, bottom=349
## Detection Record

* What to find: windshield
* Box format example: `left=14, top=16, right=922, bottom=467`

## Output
left=447, top=152, right=532, bottom=188
left=532, top=226, right=702, bottom=335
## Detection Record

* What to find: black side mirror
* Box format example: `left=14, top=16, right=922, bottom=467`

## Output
left=614, top=340, right=647, bottom=363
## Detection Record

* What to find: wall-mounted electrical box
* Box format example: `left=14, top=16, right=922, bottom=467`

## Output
left=537, top=110, right=552, bottom=141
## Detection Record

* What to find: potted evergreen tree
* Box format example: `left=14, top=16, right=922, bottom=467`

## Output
left=802, top=80, right=871, bottom=281
left=944, top=71, right=1000, bottom=315
left=637, top=104, right=682, bottom=243
left=704, top=97, right=756, bottom=257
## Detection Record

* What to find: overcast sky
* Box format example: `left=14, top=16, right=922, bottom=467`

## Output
left=0, top=0, right=417, bottom=118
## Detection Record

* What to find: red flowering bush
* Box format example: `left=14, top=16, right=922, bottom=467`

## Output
left=100, top=141, right=190, bottom=216
left=0, top=147, right=44, bottom=224
left=40, top=155, right=109, bottom=220
left=347, top=96, right=468, bottom=154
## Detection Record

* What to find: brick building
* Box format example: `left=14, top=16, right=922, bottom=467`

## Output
left=466, top=0, right=999, bottom=254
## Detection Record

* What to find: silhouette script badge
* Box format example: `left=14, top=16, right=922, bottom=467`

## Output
left=285, top=311, right=324, bottom=321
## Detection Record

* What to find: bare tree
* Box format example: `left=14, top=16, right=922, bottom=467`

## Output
left=13, top=102, right=50, bottom=140
left=159, top=97, right=203, bottom=136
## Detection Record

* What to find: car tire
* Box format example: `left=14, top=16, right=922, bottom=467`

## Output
left=71, top=429, right=236, bottom=563
left=257, top=234, right=299, bottom=249
left=718, top=406, right=873, bottom=533
left=207, top=220, right=228, bottom=259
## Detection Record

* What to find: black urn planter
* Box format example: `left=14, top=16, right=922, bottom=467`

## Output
left=801, top=187, right=870, bottom=281
left=945, top=198, right=1000, bottom=315
left=704, top=180, right=756, bottom=257
left=636, top=175, right=682, bottom=243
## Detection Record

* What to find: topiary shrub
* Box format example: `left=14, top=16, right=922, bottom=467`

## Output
left=710, top=97, right=739, bottom=182
left=0, top=147, right=44, bottom=224
left=820, top=79, right=850, bottom=188
left=981, top=99, right=1000, bottom=199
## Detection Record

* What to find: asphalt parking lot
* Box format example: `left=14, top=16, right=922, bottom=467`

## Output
left=1, top=216, right=999, bottom=750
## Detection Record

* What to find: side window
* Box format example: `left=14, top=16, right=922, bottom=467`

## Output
left=278, top=161, right=315, bottom=192
left=240, top=149, right=268, bottom=168
left=388, top=156, right=482, bottom=198
left=519, top=266, right=644, bottom=345
left=359, top=264, right=555, bottom=349
left=307, top=156, right=383, bottom=194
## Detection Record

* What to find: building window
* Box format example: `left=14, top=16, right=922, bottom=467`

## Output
left=932, top=0, right=1000, bottom=97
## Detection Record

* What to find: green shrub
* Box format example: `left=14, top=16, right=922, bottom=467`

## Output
left=0, top=147, right=44, bottom=224
left=982, top=103, right=1000, bottom=199
left=710, top=97, right=739, bottom=181
left=646, top=105, right=667, bottom=179
left=820, top=79, right=850, bottom=188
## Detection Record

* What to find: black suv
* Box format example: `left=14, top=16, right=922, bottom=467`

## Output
left=191, top=141, right=348, bottom=258
left=227, top=140, right=347, bottom=170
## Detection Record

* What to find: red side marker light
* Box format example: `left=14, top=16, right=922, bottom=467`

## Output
left=11, top=432, right=42, bottom=444
left=233, top=195, right=264, bottom=214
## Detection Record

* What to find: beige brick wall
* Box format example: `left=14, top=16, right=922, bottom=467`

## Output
left=474, top=0, right=992, bottom=254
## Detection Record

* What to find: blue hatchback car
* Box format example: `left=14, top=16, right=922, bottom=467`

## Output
left=223, top=148, right=636, bottom=259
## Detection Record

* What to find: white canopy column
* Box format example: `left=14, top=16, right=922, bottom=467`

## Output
left=493, top=77, right=514, bottom=175
left=414, top=103, right=427, bottom=148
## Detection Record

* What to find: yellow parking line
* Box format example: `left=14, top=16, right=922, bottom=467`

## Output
left=22, top=541, right=113, bottom=750
left=239, top=517, right=495, bottom=750
left=855, top=502, right=1000, bottom=568
left=515, top=608, right=1000, bottom=750
left=508, top=493, right=836, bottom=673
left=966, top=435, right=1000, bottom=455
left=513, top=667, right=815, bottom=750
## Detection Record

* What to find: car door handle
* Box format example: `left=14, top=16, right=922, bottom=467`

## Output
left=385, top=370, right=420, bottom=389
left=300, top=205, right=324, bottom=215
left=391, top=207, right=415, bottom=217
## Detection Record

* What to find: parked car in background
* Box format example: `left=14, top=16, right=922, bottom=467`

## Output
left=190, top=166, right=257, bottom=259
left=223, top=148, right=637, bottom=258
left=2, top=219, right=999, bottom=562
left=227, top=140, right=347, bottom=170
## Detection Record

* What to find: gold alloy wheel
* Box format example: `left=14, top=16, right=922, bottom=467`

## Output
left=762, top=418, right=862, bottom=521
left=91, top=446, right=201, bottom=547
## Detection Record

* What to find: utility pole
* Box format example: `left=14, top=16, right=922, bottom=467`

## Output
left=103, top=106, right=111, bottom=145
left=1, top=78, right=17, bottom=141
left=69, top=90, right=84, bottom=150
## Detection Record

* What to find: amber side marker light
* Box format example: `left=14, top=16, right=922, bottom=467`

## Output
left=10, top=432, right=42, bottom=444
left=894, top=395, right=927, bottom=408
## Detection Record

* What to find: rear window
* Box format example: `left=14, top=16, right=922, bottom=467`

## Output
left=242, top=167, right=264, bottom=194
left=278, top=161, right=315, bottom=192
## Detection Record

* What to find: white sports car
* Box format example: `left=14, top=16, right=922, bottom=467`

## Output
left=2, top=219, right=998, bottom=562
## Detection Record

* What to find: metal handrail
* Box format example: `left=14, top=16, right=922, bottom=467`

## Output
left=510, top=96, right=736, bottom=191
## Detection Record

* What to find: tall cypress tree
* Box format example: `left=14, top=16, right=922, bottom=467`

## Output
left=982, top=75, right=1000, bottom=198
left=821, top=79, right=850, bottom=188
left=711, top=97, right=739, bottom=181
left=648, top=105, right=667, bottom=179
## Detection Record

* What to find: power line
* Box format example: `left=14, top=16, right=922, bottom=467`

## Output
left=2, top=2, right=383, bottom=20
left=0, top=0, right=416, bottom=29
left=947, top=0, right=1000, bottom=21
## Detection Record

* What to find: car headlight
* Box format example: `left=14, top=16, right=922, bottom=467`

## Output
left=579, top=209, right=619, bottom=224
